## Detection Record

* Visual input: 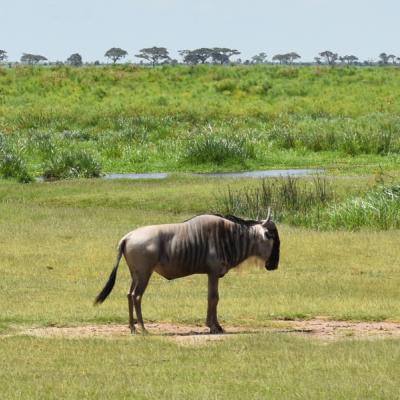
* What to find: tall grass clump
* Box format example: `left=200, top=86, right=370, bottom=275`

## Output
left=42, top=149, right=102, bottom=180
left=217, top=176, right=332, bottom=225
left=267, top=115, right=400, bottom=155
left=218, top=177, right=400, bottom=230
left=0, top=134, right=33, bottom=183
left=325, top=185, right=400, bottom=230
left=27, top=131, right=57, bottom=160
left=184, top=130, right=256, bottom=166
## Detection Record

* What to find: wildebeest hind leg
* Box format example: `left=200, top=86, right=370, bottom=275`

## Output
left=133, top=271, right=152, bottom=334
left=127, top=280, right=136, bottom=334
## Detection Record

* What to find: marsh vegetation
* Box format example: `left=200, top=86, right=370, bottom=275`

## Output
left=219, top=177, right=400, bottom=230
left=0, top=65, right=399, bottom=179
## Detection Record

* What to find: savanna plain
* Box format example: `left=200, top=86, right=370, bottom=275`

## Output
left=0, top=65, right=400, bottom=399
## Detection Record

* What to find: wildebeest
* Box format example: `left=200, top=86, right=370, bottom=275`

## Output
left=95, top=210, right=280, bottom=334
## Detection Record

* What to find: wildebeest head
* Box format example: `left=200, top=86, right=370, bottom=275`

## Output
left=257, top=209, right=280, bottom=271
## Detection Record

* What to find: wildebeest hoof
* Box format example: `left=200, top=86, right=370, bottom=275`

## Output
left=140, top=328, right=149, bottom=335
left=209, top=325, right=224, bottom=334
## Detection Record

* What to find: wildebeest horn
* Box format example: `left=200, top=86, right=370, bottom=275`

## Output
left=262, top=207, right=272, bottom=226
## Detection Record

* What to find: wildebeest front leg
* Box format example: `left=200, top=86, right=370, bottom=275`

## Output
left=206, top=273, right=224, bottom=334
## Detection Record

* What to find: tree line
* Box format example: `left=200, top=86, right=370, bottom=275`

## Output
left=0, top=47, right=399, bottom=67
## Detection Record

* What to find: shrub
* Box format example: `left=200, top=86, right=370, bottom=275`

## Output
left=217, top=176, right=332, bottom=223
left=27, top=131, right=57, bottom=158
left=325, top=185, right=400, bottom=230
left=42, top=149, right=102, bottom=180
left=214, top=79, right=237, bottom=93
left=258, top=80, right=273, bottom=95
left=0, top=152, right=33, bottom=183
left=0, top=134, right=33, bottom=183
left=184, top=131, right=256, bottom=165
left=217, top=178, right=400, bottom=230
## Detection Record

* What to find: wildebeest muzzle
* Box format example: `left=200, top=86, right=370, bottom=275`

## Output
left=265, top=231, right=280, bottom=271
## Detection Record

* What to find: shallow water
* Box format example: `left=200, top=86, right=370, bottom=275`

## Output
left=103, top=169, right=323, bottom=180
left=196, top=169, right=324, bottom=179
left=103, top=172, right=169, bottom=180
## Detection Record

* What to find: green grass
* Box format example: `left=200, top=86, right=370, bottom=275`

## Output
left=1, top=335, right=399, bottom=399
left=0, top=177, right=399, bottom=327
left=1, top=65, right=400, bottom=176
left=1, top=176, right=399, bottom=399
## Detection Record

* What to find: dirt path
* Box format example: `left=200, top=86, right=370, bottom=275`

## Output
left=16, top=319, right=400, bottom=345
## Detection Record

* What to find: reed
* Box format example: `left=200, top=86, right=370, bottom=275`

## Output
left=42, top=149, right=102, bottom=180
left=217, top=177, right=400, bottom=230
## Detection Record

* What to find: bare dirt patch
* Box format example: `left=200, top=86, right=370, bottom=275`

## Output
left=283, top=319, right=400, bottom=341
left=18, top=319, right=400, bottom=345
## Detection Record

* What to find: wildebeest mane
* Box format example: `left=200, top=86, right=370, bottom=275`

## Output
left=215, top=214, right=260, bottom=226
left=184, top=214, right=260, bottom=227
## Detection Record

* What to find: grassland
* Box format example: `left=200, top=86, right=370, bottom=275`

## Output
left=1, top=335, right=400, bottom=399
left=1, top=65, right=400, bottom=178
left=1, top=65, right=400, bottom=398
left=0, top=177, right=399, bottom=398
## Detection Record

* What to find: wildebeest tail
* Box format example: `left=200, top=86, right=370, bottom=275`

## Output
left=94, top=238, right=126, bottom=305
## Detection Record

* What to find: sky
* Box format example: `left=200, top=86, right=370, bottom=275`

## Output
left=0, top=0, right=399, bottom=63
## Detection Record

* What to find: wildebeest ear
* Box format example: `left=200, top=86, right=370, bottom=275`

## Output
left=262, top=207, right=272, bottom=227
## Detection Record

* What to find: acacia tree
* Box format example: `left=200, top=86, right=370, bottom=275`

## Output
left=286, top=52, right=301, bottom=64
left=66, top=53, right=83, bottom=66
left=319, top=50, right=338, bottom=65
left=350, top=55, right=359, bottom=65
left=379, top=52, right=389, bottom=65
left=251, top=52, right=268, bottom=64
left=179, top=48, right=214, bottom=64
left=193, top=48, right=213, bottom=64
left=272, top=54, right=285, bottom=64
left=104, top=47, right=128, bottom=64
left=0, top=50, right=7, bottom=62
left=387, top=54, right=397, bottom=64
left=135, top=47, right=170, bottom=67
left=179, top=49, right=208, bottom=64
left=20, top=53, right=47, bottom=64
left=210, top=48, right=240, bottom=64
left=339, top=55, right=359, bottom=65
left=178, top=50, right=192, bottom=64
left=272, top=52, right=300, bottom=65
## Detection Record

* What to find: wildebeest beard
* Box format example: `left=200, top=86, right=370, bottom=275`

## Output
left=264, top=221, right=280, bottom=271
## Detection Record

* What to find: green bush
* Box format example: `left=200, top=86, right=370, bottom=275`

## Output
left=0, top=134, right=33, bottom=183
left=217, top=178, right=400, bottom=230
left=42, top=149, right=102, bottom=180
left=214, top=79, right=237, bottom=93
left=325, top=185, right=400, bottom=230
left=27, top=131, right=57, bottom=159
left=0, top=152, right=33, bottom=183
left=217, top=176, right=332, bottom=223
left=184, top=131, right=256, bottom=165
